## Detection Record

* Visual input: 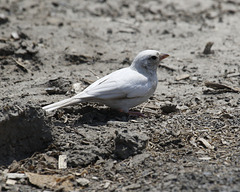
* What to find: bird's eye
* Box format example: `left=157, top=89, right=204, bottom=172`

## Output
left=151, top=56, right=157, bottom=60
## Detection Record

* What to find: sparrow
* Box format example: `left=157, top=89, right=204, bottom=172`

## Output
left=42, top=50, right=169, bottom=113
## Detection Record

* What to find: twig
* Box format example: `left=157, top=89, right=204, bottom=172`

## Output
left=205, top=81, right=240, bottom=93
left=159, top=64, right=176, bottom=71
left=81, top=78, right=94, bottom=85
left=198, top=137, right=214, bottom=150
left=227, top=73, right=240, bottom=78
left=88, top=69, right=100, bottom=79
left=140, top=102, right=149, bottom=113
left=12, top=58, right=29, bottom=73
left=15, top=105, right=24, bottom=112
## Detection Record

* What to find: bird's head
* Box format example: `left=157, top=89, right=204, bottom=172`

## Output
left=131, top=50, right=169, bottom=74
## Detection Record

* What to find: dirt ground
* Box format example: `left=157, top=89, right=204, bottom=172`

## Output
left=0, top=0, right=240, bottom=191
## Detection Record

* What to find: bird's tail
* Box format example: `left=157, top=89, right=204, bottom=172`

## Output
left=42, top=97, right=82, bottom=112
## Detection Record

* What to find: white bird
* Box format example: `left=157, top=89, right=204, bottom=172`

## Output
left=42, top=50, right=169, bottom=113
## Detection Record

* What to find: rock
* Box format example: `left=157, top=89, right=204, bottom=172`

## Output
left=7, top=173, right=27, bottom=179
left=6, top=179, right=17, bottom=185
left=191, top=76, right=198, bottom=81
left=122, top=183, right=141, bottom=191
left=11, top=32, right=20, bottom=40
left=8, top=160, right=20, bottom=172
left=26, top=172, right=74, bottom=191
left=0, top=13, right=8, bottom=25
left=45, top=77, right=72, bottom=95
left=114, top=129, right=149, bottom=159
left=67, top=148, right=98, bottom=167
left=103, top=180, right=111, bottom=189
left=176, top=74, right=190, bottom=81
left=0, top=43, right=15, bottom=56
left=71, top=83, right=83, bottom=94
left=91, top=176, right=98, bottom=180
left=76, top=178, right=90, bottom=186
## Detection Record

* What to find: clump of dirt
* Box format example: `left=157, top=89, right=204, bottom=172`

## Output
left=114, top=129, right=149, bottom=159
left=0, top=104, right=52, bottom=165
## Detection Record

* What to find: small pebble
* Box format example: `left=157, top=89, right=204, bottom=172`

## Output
left=0, top=13, right=8, bottom=24
left=11, top=32, right=20, bottom=40
left=92, top=176, right=98, bottom=180
left=104, top=181, right=111, bottom=189
left=6, top=179, right=17, bottom=185
left=7, top=173, right=27, bottom=179
left=76, top=178, right=90, bottom=186
left=191, top=76, right=198, bottom=81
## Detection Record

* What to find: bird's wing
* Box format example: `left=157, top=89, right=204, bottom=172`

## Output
left=74, top=68, right=152, bottom=100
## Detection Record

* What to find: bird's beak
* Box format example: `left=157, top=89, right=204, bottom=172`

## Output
left=159, top=53, right=169, bottom=61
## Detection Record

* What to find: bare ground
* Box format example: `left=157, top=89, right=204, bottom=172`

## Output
left=0, top=0, right=240, bottom=191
